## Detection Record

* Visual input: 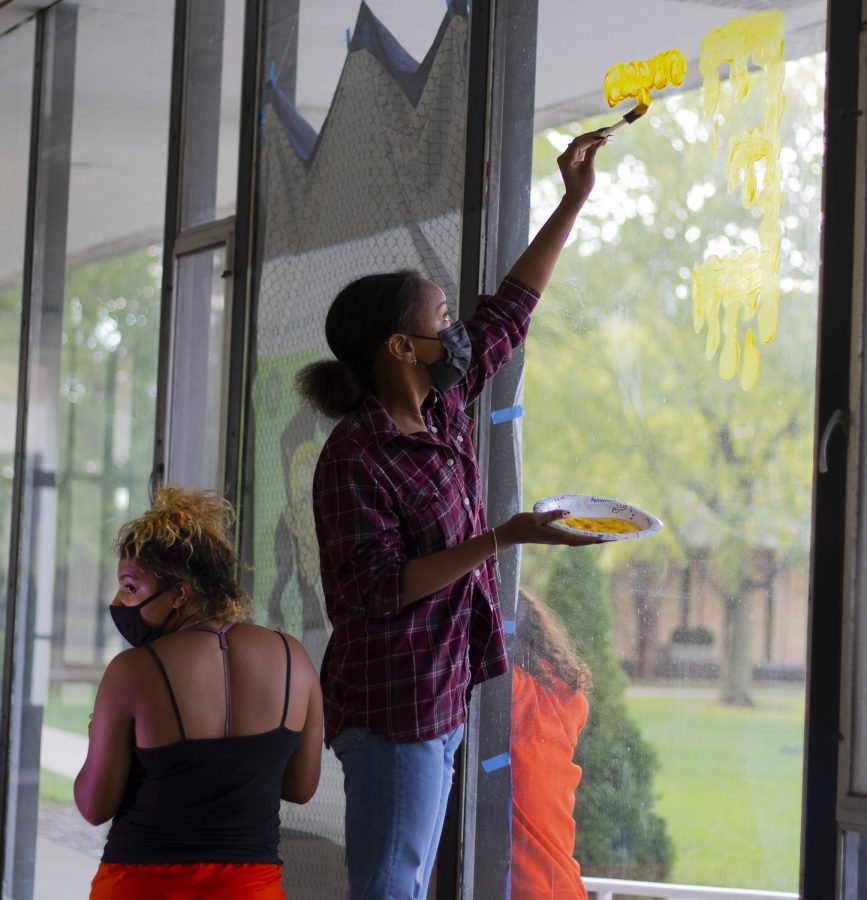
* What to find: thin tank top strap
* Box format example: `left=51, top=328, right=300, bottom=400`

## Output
left=190, top=621, right=236, bottom=737
left=144, top=645, right=187, bottom=741
left=276, top=631, right=291, bottom=728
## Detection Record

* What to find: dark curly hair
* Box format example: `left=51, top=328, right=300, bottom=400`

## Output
left=114, top=485, right=253, bottom=622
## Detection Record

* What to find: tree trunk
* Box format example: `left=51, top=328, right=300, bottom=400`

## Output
left=721, top=590, right=754, bottom=706
left=633, top=565, right=661, bottom=679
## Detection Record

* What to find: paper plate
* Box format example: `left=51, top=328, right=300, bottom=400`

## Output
left=533, top=493, right=663, bottom=541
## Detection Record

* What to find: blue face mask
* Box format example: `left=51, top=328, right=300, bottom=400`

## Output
left=110, top=585, right=176, bottom=647
left=407, top=321, right=472, bottom=392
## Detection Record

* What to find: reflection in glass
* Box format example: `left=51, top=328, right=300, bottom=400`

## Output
left=520, top=3, right=823, bottom=892
left=179, top=0, right=244, bottom=229
left=843, top=830, right=867, bottom=900
left=167, top=247, right=230, bottom=490
left=0, top=18, right=34, bottom=710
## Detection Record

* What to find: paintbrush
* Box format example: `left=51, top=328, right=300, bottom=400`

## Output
left=603, top=103, right=649, bottom=134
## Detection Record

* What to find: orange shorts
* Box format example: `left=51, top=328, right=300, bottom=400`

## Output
left=89, top=861, right=284, bottom=899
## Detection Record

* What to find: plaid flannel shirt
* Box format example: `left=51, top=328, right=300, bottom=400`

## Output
left=314, top=277, right=540, bottom=744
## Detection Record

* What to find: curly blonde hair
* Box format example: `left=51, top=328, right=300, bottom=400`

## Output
left=114, top=485, right=253, bottom=622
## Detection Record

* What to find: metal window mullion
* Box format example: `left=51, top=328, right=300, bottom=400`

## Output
left=173, top=216, right=235, bottom=257
left=835, top=10, right=867, bottom=838
left=223, top=0, right=263, bottom=521
left=803, top=0, right=865, bottom=894
left=151, top=0, right=190, bottom=500
left=0, top=13, right=45, bottom=880
left=436, top=3, right=497, bottom=898
left=465, top=1, right=540, bottom=897
left=0, top=6, right=77, bottom=896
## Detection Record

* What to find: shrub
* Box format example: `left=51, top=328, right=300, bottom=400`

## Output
left=670, top=625, right=714, bottom=646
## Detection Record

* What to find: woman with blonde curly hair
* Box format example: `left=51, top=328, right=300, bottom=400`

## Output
left=74, top=486, right=323, bottom=900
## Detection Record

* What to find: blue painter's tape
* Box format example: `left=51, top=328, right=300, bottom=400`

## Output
left=268, top=60, right=277, bottom=86
left=481, top=752, right=511, bottom=774
left=345, top=27, right=352, bottom=50
left=490, top=405, right=523, bottom=425
left=502, top=619, right=516, bottom=634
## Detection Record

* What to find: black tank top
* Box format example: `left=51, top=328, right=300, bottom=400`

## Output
left=102, top=626, right=302, bottom=865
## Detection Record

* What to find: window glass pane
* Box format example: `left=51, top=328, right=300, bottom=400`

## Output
left=4, top=2, right=172, bottom=897
left=167, top=246, right=230, bottom=489
left=245, top=2, right=469, bottom=894
left=843, top=830, right=867, bottom=900
left=0, top=18, right=34, bottom=706
left=515, top=1, right=824, bottom=894
left=179, top=0, right=244, bottom=229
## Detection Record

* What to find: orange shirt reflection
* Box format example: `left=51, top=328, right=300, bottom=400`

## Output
left=511, top=661, right=589, bottom=900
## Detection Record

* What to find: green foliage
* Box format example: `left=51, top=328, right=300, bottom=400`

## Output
left=671, top=625, right=714, bottom=645
left=544, top=548, right=674, bottom=878
left=53, top=248, right=162, bottom=590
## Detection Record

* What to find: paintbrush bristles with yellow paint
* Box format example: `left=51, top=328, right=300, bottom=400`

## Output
left=604, top=103, right=649, bottom=133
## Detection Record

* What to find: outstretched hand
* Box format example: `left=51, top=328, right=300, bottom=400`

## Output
left=497, top=510, right=608, bottom=549
left=557, top=130, right=608, bottom=208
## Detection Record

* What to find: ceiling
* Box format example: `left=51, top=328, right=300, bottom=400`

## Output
left=0, top=0, right=827, bottom=285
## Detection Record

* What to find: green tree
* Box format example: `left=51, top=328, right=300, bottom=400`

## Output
left=545, top=548, right=674, bottom=877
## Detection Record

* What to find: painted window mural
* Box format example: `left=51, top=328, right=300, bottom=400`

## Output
left=518, top=0, right=823, bottom=892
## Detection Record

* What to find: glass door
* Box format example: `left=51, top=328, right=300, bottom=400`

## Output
left=164, top=237, right=234, bottom=491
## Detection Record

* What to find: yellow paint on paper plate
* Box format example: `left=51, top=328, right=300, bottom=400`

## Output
left=557, top=516, right=641, bottom=535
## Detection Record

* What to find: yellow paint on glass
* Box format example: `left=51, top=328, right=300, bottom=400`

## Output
left=740, top=328, right=760, bottom=391
left=557, top=516, right=641, bottom=535
left=603, top=49, right=687, bottom=108
left=692, top=10, right=785, bottom=390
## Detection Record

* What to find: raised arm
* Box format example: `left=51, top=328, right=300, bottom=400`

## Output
left=507, top=130, right=607, bottom=295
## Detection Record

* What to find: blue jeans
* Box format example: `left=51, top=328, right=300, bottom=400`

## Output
left=331, top=723, right=465, bottom=900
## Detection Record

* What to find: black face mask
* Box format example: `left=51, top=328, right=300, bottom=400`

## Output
left=408, top=321, right=472, bottom=392
left=110, top=586, right=177, bottom=647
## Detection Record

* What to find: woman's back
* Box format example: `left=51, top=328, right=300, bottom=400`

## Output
left=101, top=622, right=314, bottom=866
left=132, top=623, right=310, bottom=745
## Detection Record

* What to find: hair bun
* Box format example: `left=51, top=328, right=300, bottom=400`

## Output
left=152, top=485, right=234, bottom=536
left=295, top=360, right=364, bottom=419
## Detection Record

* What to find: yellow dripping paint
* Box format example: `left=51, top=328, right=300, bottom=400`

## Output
left=740, top=328, right=760, bottom=390
left=603, top=49, right=687, bottom=108
left=692, top=9, right=785, bottom=390
left=557, top=516, right=641, bottom=535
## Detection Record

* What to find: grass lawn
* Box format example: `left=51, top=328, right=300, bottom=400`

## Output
left=624, top=686, right=805, bottom=892
left=44, top=684, right=94, bottom=737
left=39, top=770, right=76, bottom=804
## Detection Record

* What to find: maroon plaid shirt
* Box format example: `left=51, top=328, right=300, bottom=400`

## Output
left=314, top=277, right=540, bottom=744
